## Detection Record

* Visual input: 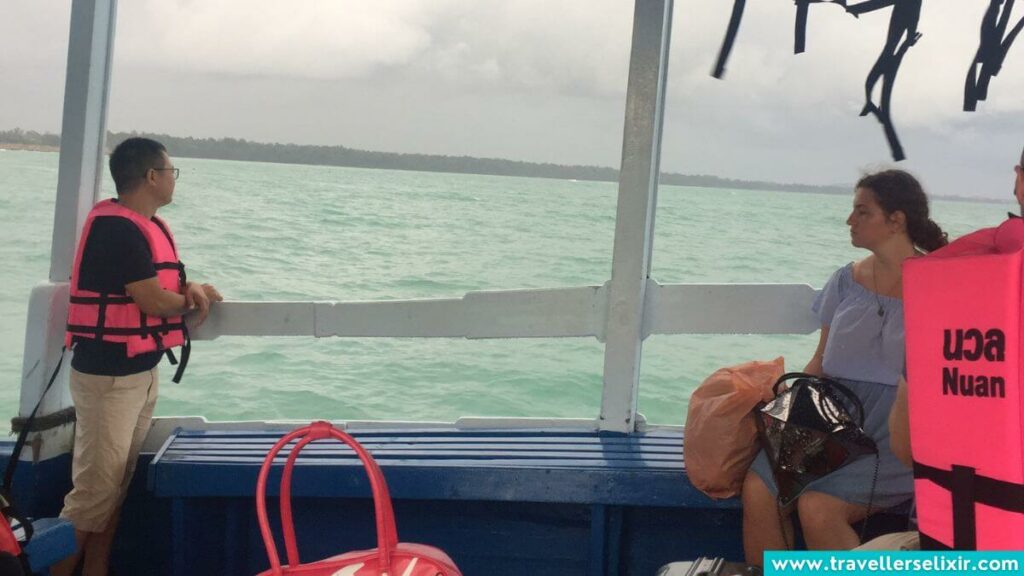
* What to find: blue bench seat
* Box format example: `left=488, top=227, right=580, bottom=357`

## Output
left=10, top=517, right=76, bottom=574
left=147, top=427, right=740, bottom=576
left=149, top=427, right=733, bottom=509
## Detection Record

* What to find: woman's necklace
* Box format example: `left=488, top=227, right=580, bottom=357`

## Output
left=871, top=259, right=893, bottom=318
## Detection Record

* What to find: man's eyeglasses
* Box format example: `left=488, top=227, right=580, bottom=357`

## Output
left=152, top=167, right=180, bottom=180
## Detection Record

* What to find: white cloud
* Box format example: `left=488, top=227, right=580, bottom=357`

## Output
left=109, top=0, right=635, bottom=95
left=115, top=1, right=452, bottom=79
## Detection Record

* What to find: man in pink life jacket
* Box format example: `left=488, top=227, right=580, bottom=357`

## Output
left=927, top=147, right=1024, bottom=259
left=52, top=138, right=222, bottom=576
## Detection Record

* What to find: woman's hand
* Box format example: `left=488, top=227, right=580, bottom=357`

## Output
left=889, top=377, right=912, bottom=468
left=802, top=325, right=830, bottom=376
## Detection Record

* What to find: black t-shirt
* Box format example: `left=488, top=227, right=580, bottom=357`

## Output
left=71, top=215, right=164, bottom=376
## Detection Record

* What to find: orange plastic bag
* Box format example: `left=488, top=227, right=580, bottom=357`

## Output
left=684, top=357, right=784, bottom=499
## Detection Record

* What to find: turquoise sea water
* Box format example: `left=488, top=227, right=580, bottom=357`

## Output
left=0, top=150, right=1013, bottom=432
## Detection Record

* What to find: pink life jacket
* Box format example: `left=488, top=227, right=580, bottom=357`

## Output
left=903, top=246, right=1024, bottom=550
left=65, top=199, right=190, bottom=382
left=995, top=217, right=1024, bottom=254
left=928, top=216, right=1024, bottom=259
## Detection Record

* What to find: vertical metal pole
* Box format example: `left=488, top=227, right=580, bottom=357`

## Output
left=599, top=0, right=672, bottom=433
left=18, top=0, right=117, bottom=458
left=50, top=0, right=118, bottom=280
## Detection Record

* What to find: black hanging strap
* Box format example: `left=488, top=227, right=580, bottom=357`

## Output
left=794, top=0, right=813, bottom=54
left=965, top=0, right=1024, bottom=111
left=712, top=0, right=747, bottom=79
left=171, top=324, right=191, bottom=384
left=803, top=0, right=919, bottom=160
left=845, top=0, right=895, bottom=16
left=794, top=1, right=859, bottom=55
left=2, top=350, right=66, bottom=497
left=1, top=348, right=67, bottom=547
left=713, top=0, right=922, bottom=161
left=855, top=0, right=922, bottom=161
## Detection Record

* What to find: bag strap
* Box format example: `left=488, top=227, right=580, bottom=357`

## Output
left=771, top=372, right=867, bottom=427
left=256, top=421, right=398, bottom=575
left=815, top=378, right=867, bottom=429
left=771, top=372, right=817, bottom=396
left=1, top=347, right=66, bottom=549
left=277, top=434, right=399, bottom=566
left=3, top=348, right=65, bottom=498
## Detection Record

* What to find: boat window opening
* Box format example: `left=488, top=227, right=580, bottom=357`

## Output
left=65, top=2, right=645, bottom=425
left=154, top=338, right=605, bottom=424
left=100, top=2, right=637, bottom=297
left=649, top=186, right=862, bottom=285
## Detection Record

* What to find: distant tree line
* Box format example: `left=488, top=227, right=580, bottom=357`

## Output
left=1, top=128, right=849, bottom=195
left=1, top=128, right=60, bottom=148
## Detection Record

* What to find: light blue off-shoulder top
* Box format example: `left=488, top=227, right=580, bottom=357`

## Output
left=814, top=262, right=904, bottom=386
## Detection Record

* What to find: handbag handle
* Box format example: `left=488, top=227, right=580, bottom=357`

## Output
left=771, top=372, right=866, bottom=427
left=256, top=421, right=399, bottom=575
left=278, top=432, right=399, bottom=565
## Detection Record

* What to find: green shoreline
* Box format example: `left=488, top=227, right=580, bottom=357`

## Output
left=0, top=129, right=1010, bottom=205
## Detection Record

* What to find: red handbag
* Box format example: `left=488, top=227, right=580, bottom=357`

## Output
left=255, top=421, right=462, bottom=576
left=0, top=512, right=21, bottom=558
left=0, top=508, right=30, bottom=575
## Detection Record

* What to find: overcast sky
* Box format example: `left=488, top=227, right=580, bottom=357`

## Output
left=2, top=0, right=1022, bottom=198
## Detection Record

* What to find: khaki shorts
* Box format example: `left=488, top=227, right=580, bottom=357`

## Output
left=855, top=530, right=920, bottom=551
left=60, top=367, right=159, bottom=533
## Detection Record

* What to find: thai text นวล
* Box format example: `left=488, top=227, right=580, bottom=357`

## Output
left=942, top=328, right=1006, bottom=398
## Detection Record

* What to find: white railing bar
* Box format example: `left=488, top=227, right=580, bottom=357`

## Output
left=186, top=282, right=817, bottom=340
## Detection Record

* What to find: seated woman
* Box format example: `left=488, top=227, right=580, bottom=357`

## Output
left=741, top=169, right=947, bottom=565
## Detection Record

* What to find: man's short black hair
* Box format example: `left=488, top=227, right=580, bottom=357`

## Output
left=109, top=137, right=167, bottom=194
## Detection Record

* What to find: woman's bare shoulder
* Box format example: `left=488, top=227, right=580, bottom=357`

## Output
left=850, top=256, right=873, bottom=283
